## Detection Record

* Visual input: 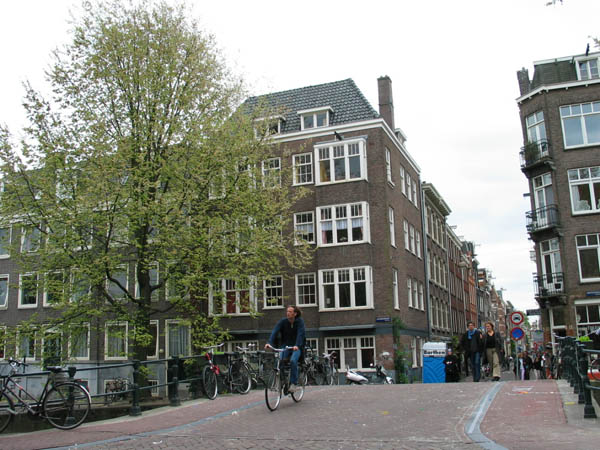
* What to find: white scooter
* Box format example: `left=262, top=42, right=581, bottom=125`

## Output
left=345, top=367, right=368, bottom=385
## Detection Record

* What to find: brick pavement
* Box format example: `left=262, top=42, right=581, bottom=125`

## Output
left=0, top=377, right=599, bottom=450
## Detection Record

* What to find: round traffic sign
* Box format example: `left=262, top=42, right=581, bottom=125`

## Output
left=511, top=327, right=525, bottom=341
left=510, top=311, right=524, bottom=325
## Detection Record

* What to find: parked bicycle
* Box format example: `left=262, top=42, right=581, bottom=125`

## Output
left=322, top=351, right=339, bottom=385
left=0, top=357, right=91, bottom=432
left=201, top=344, right=251, bottom=400
left=264, top=344, right=307, bottom=411
left=236, top=344, right=268, bottom=389
left=104, top=377, right=129, bottom=404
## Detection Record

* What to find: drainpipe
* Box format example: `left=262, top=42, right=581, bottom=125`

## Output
left=420, top=182, right=432, bottom=340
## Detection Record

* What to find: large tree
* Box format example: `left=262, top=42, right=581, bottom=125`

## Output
left=0, top=0, right=307, bottom=363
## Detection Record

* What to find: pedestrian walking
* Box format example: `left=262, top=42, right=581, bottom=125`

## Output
left=534, top=353, right=544, bottom=379
left=523, top=351, right=533, bottom=380
left=460, top=321, right=484, bottom=382
left=482, top=322, right=502, bottom=381
left=443, top=348, right=460, bottom=383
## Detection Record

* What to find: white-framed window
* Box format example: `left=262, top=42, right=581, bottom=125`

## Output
left=577, top=58, right=599, bottom=80
left=325, top=336, right=375, bottom=370
left=254, top=116, right=283, bottom=138
left=21, top=225, right=41, bottom=253
left=568, top=166, right=600, bottom=213
left=0, top=274, right=8, bottom=309
left=17, top=330, right=37, bottom=360
left=224, top=339, right=259, bottom=353
left=317, top=202, right=369, bottom=246
left=42, top=328, right=62, bottom=362
left=263, top=275, right=283, bottom=309
left=413, top=279, right=418, bottom=310
left=576, top=300, right=600, bottom=337
left=320, top=266, right=372, bottom=310
left=388, top=207, right=396, bottom=247
left=262, top=157, right=281, bottom=188
left=412, top=181, right=418, bottom=207
left=403, top=219, right=409, bottom=249
left=166, top=320, right=191, bottom=357
left=385, top=148, right=393, bottom=184
left=416, top=231, right=422, bottom=258
left=576, top=233, right=600, bottom=282
left=393, top=269, right=399, bottom=309
left=70, top=270, right=90, bottom=303
left=314, top=139, right=366, bottom=185
left=400, top=166, right=406, bottom=195
left=294, top=212, right=315, bottom=244
left=418, top=282, right=424, bottom=310
left=135, top=262, right=159, bottom=302
left=145, top=320, right=159, bottom=359
left=407, top=278, right=413, bottom=308
left=69, top=323, right=90, bottom=361
left=406, top=173, right=412, bottom=202
left=18, top=273, right=38, bottom=308
left=209, top=278, right=256, bottom=316
left=409, top=225, right=416, bottom=254
left=107, top=265, right=128, bottom=301
left=293, top=152, right=313, bottom=185
left=0, top=226, right=11, bottom=257
left=296, top=273, right=317, bottom=306
left=533, top=172, right=555, bottom=219
left=105, top=322, right=128, bottom=360
left=44, top=271, right=65, bottom=306
left=411, top=336, right=423, bottom=368
left=306, top=338, right=318, bottom=353
left=560, top=101, right=600, bottom=148
left=526, top=111, right=548, bottom=147
left=299, top=107, right=331, bottom=130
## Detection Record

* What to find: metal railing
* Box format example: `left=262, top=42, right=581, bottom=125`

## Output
left=526, top=204, right=560, bottom=233
left=519, top=139, right=551, bottom=169
left=556, top=336, right=599, bottom=419
left=533, top=272, right=564, bottom=297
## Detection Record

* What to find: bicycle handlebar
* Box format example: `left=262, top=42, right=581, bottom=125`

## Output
left=8, top=357, right=28, bottom=367
left=264, top=344, right=295, bottom=353
left=203, top=343, right=224, bottom=351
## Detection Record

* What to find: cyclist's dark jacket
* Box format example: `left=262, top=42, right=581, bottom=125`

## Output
left=268, top=317, right=306, bottom=349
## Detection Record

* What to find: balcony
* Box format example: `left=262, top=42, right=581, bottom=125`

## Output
left=519, top=140, right=553, bottom=172
left=533, top=272, right=564, bottom=298
left=525, top=204, right=560, bottom=234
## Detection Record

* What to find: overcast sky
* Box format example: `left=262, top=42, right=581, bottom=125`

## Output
left=2, top=0, right=599, bottom=313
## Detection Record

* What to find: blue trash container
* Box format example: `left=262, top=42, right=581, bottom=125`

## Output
left=422, top=342, right=447, bottom=383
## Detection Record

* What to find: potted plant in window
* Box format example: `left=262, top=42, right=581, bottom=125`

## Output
left=523, top=141, right=539, bottom=166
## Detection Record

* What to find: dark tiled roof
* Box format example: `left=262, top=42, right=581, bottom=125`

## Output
left=243, top=79, right=380, bottom=134
left=530, top=60, right=577, bottom=90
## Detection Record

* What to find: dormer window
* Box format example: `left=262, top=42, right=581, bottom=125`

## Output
left=298, top=107, right=333, bottom=130
left=254, top=116, right=284, bottom=138
left=577, top=57, right=599, bottom=81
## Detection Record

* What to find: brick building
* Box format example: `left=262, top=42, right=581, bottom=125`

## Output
left=517, top=50, right=600, bottom=346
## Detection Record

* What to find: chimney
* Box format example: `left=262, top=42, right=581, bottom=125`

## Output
left=517, top=68, right=530, bottom=96
left=377, top=76, right=395, bottom=130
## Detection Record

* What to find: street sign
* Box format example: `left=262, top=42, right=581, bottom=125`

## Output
left=510, top=311, right=524, bottom=325
left=526, top=308, right=541, bottom=316
left=511, top=327, right=525, bottom=341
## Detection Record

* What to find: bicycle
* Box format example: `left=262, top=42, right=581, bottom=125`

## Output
left=303, top=347, right=326, bottom=385
left=0, top=357, right=91, bottom=432
left=264, top=344, right=307, bottom=411
left=104, top=377, right=129, bottom=404
left=201, top=344, right=251, bottom=400
left=236, top=344, right=267, bottom=389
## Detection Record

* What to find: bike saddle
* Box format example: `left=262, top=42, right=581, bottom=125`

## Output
left=46, top=366, right=64, bottom=373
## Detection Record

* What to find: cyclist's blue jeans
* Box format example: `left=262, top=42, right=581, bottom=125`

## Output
left=281, top=348, right=301, bottom=384
left=471, top=352, right=481, bottom=382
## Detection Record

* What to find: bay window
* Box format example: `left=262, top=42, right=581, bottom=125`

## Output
left=320, top=266, right=372, bottom=310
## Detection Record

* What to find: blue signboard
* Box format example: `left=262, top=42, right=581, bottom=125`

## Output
left=511, top=327, right=525, bottom=341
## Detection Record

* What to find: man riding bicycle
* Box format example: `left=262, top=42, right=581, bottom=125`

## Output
left=265, top=305, right=305, bottom=393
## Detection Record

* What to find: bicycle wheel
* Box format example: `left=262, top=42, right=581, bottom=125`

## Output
left=232, top=363, right=252, bottom=394
left=265, top=370, right=281, bottom=411
left=291, top=370, right=307, bottom=403
left=324, top=364, right=333, bottom=385
left=43, top=382, right=91, bottom=430
left=590, top=358, right=600, bottom=381
left=202, top=366, right=218, bottom=400
left=0, top=391, right=15, bottom=433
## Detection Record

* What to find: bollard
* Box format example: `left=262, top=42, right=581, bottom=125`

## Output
left=169, top=356, right=181, bottom=407
left=580, top=353, right=598, bottom=419
left=576, top=343, right=585, bottom=404
left=67, top=366, right=77, bottom=380
left=129, top=360, right=142, bottom=416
